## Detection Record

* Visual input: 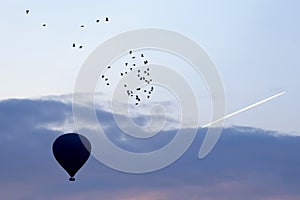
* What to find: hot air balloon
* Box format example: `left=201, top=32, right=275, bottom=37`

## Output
left=52, top=133, right=91, bottom=181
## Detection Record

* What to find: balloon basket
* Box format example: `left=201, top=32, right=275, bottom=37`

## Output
left=69, top=177, right=75, bottom=181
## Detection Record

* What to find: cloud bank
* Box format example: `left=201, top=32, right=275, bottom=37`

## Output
left=0, top=97, right=299, bottom=200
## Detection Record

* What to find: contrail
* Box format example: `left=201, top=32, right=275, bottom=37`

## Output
left=198, top=91, right=286, bottom=159
left=201, top=91, right=286, bottom=128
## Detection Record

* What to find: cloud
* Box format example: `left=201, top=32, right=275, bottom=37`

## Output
left=0, top=97, right=300, bottom=199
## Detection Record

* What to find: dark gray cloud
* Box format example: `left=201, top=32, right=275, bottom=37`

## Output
left=0, top=98, right=300, bottom=200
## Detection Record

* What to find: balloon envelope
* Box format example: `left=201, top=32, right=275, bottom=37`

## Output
left=52, top=133, right=91, bottom=181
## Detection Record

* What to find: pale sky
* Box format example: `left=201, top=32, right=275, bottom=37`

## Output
left=1, top=2, right=300, bottom=199
left=0, top=0, right=299, bottom=133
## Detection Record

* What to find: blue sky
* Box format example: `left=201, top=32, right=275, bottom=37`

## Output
left=0, top=1, right=300, bottom=199
left=1, top=0, right=299, bottom=133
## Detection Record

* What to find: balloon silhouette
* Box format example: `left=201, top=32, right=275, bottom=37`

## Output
left=52, top=133, right=91, bottom=181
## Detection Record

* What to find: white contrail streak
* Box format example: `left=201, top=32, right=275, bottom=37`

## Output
left=201, top=91, right=286, bottom=128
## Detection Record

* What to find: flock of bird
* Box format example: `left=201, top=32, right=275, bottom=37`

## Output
left=25, top=9, right=155, bottom=106
left=25, top=9, right=110, bottom=50
left=101, top=50, right=155, bottom=106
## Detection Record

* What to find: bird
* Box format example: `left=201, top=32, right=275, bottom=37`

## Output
left=96, top=19, right=100, bottom=23
left=125, top=63, right=128, bottom=66
left=120, top=73, right=123, bottom=76
left=79, top=46, right=83, bottom=49
left=80, top=25, right=84, bottom=28
left=144, top=60, right=148, bottom=64
left=25, top=10, right=29, bottom=14
left=101, top=75, right=105, bottom=78
left=72, top=43, right=76, bottom=48
left=42, top=24, right=46, bottom=27
left=105, top=17, right=109, bottom=22
left=136, top=88, right=141, bottom=91
left=141, top=53, right=144, bottom=57
left=107, top=66, right=111, bottom=69
left=129, top=50, right=132, bottom=54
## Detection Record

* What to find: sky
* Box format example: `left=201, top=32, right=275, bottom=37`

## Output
left=1, top=0, right=299, bottom=133
left=0, top=98, right=300, bottom=199
left=0, top=0, right=300, bottom=199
